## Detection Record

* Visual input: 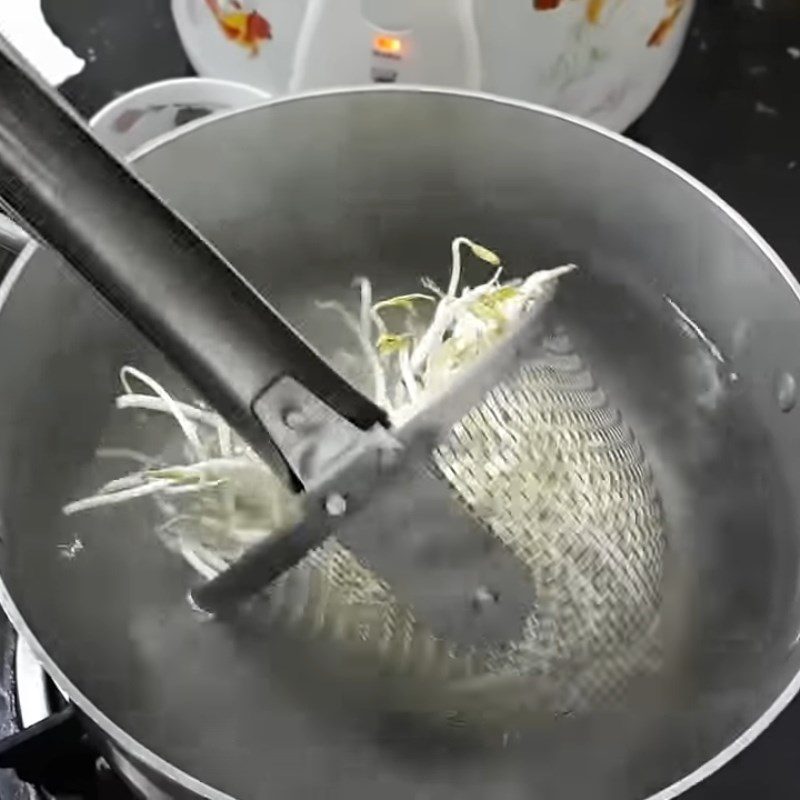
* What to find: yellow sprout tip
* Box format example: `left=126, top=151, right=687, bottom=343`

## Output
left=469, top=243, right=502, bottom=266
left=376, top=333, right=413, bottom=356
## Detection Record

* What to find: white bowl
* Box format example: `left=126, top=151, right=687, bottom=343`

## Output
left=90, top=77, right=272, bottom=158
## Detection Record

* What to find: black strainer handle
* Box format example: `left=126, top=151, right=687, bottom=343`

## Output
left=0, top=37, right=386, bottom=468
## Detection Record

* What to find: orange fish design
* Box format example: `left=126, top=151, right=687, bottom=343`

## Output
left=532, top=0, right=687, bottom=43
left=532, top=0, right=606, bottom=19
left=648, top=0, right=686, bottom=47
left=586, top=0, right=608, bottom=24
left=533, top=0, right=686, bottom=47
left=204, top=0, right=272, bottom=56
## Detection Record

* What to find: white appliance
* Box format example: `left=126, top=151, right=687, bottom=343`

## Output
left=172, top=0, right=694, bottom=131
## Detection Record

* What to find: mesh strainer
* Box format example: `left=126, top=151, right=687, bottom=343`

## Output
left=249, top=326, right=665, bottom=713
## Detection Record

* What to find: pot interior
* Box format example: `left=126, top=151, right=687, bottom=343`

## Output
left=0, top=90, right=799, bottom=800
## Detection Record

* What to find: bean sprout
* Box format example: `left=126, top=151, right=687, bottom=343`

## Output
left=64, top=238, right=575, bottom=576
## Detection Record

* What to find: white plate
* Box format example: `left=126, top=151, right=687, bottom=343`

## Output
left=90, top=77, right=271, bottom=158
left=171, top=0, right=694, bottom=132
left=171, top=0, right=308, bottom=95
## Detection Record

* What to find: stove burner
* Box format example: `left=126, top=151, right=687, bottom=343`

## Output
left=5, top=637, right=136, bottom=799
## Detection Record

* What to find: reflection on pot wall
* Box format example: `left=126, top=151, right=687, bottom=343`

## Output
left=172, top=0, right=694, bottom=131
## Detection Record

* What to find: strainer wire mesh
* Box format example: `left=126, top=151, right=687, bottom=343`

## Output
left=267, top=328, right=664, bottom=713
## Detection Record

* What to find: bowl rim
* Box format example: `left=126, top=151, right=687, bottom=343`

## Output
left=88, top=76, right=272, bottom=129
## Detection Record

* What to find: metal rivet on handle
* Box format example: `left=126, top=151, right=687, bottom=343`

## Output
left=777, top=371, right=797, bottom=413
left=472, top=586, right=499, bottom=612
left=283, top=408, right=305, bottom=430
left=325, top=493, right=348, bottom=517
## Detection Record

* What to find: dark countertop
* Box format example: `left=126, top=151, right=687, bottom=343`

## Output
left=632, top=0, right=800, bottom=280
left=8, top=1, right=800, bottom=797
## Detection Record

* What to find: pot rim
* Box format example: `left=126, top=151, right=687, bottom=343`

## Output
left=0, top=83, right=797, bottom=800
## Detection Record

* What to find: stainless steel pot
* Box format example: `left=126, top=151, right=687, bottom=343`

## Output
left=0, top=87, right=799, bottom=800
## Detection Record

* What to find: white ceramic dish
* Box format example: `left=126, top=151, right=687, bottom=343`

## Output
left=90, top=77, right=271, bottom=157
left=171, top=0, right=694, bottom=132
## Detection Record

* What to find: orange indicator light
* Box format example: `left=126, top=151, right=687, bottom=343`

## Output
left=374, top=34, right=403, bottom=57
